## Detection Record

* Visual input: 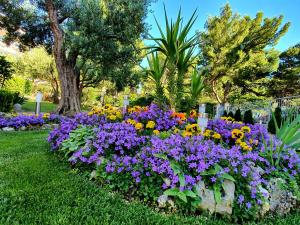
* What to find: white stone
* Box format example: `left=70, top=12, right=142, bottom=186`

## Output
left=216, top=180, right=235, bottom=215
left=13, top=103, right=22, bottom=112
left=267, top=178, right=297, bottom=215
left=157, top=194, right=169, bottom=208
left=2, top=127, right=15, bottom=132
left=195, top=181, right=216, bottom=214
left=20, top=126, right=26, bottom=131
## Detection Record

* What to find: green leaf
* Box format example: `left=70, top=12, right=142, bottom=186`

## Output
left=177, top=192, right=188, bottom=203
left=164, top=188, right=179, bottom=196
left=169, top=160, right=181, bottom=175
left=191, top=198, right=202, bottom=208
left=182, top=190, right=197, bottom=198
left=213, top=184, right=221, bottom=204
left=179, top=173, right=185, bottom=187
left=220, top=173, right=235, bottom=182
left=153, top=153, right=168, bottom=160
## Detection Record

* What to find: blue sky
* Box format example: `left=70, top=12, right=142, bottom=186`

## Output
left=145, top=0, right=300, bottom=51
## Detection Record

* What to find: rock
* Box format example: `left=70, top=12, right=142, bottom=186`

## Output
left=267, top=178, right=297, bottom=215
left=2, top=127, right=15, bottom=132
left=13, top=103, right=22, bottom=112
left=52, top=124, right=59, bottom=129
left=248, top=161, right=265, bottom=175
left=42, top=124, right=52, bottom=130
left=157, top=194, right=169, bottom=208
left=20, top=126, right=26, bottom=131
left=195, top=181, right=216, bottom=214
left=216, top=180, right=235, bottom=215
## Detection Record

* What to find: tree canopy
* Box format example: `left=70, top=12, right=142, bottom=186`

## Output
left=0, top=55, right=14, bottom=88
left=0, top=0, right=153, bottom=114
left=198, top=4, right=290, bottom=103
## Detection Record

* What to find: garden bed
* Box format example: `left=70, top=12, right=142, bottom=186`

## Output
left=45, top=104, right=300, bottom=221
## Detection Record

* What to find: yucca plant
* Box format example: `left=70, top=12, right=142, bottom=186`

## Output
left=147, top=5, right=198, bottom=110
left=146, top=52, right=168, bottom=106
left=274, top=109, right=300, bottom=151
left=261, top=109, right=300, bottom=168
left=189, top=68, right=205, bottom=108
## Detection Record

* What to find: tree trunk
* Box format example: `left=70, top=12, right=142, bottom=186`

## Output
left=46, top=0, right=81, bottom=115
left=56, top=64, right=81, bottom=115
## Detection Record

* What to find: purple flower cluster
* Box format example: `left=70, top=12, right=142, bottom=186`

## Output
left=126, top=104, right=178, bottom=131
left=47, top=113, right=106, bottom=150
left=69, top=122, right=148, bottom=165
left=46, top=105, right=300, bottom=216
left=0, top=113, right=62, bottom=129
left=208, top=119, right=269, bottom=147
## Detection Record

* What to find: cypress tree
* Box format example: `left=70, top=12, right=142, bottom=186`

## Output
left=243, top=110, right=254, bottom=125
left=234, top=108, right=242, bottom=121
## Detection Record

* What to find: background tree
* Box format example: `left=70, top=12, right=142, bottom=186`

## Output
left=198, top=4, right=289, bottom=104
left=268, top=107, right=282, bottom=134
left=0, top=55, right=14, bottom=88
left=234, top=108, right=242, bottom=121
left=267, top=44, right=300, bottom=97
left=15, top=47, right=59, bottom=103
left=0, top=0, right=152, bottom=115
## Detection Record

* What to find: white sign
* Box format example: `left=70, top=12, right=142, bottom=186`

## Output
left=36, top=91, right=43, bottom=103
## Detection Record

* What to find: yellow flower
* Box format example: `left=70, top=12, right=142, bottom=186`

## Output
left=153, top=129, right=160, bottom=135
left=240, top=142, right=252, bottom=151
left=173, top=128, right=180, bottom=134
left=42, top=113, right=50, bottom=119
left=190, top=110, right=197, bottom=118
left=231, top=129, right=244, bottom=139
left=212, top=132, right=221, bottom=139
left=182, top=131, right=193, bottom=137
left=241, top=126, right=251, bottom=133
left=135, top=122, right=143, bottom=130
left=191, top=124, right=201, bottom=133
left=221, top=116, right=235, bottom=122
left=236, top=138, right=242, bottom=144
left=108, top=115, right=117, bottom=121
left=126, top=119, right=136, bottom=125
left=146, top=121, right=156, bottom=129
left=203, top=129, right=212, bottom=137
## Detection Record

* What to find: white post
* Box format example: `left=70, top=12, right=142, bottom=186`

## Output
left=137, top=83, right=142, bottom=95
left=123, top=95, right=129, bottom=114
left=35, top=91, right=43, bottom=115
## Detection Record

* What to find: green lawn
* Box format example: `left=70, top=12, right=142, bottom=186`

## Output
left=22, top=101, right=57, bottom=113
left=0, top=131, right=299, bottom=225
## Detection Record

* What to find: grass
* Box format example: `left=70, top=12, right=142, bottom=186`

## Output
left=0, top=131, right=300, bottom=225
left=22, top=101, right=57, bottom=113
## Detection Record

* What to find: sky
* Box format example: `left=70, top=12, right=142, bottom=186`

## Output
left=145, top=0, right=300, bottom=51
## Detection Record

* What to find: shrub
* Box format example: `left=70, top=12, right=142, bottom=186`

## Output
left=0, top=90, right=25, bottom=112
left=243, top=110, right=254, bottom=125
left=234, top=108, right=242, bottom=122
left=268, top=107, right=282, bottom=134
left=130, top=95, right=154, bottom=107
left=222, top=110, right=228, bottom=117
left=228, top=111, right=234, bottom=118
left=205, top=103, right=215, bottom=118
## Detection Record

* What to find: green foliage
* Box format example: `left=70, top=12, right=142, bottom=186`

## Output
left=147, top=6, right=197, bottom=110
left=222, top=110, right=228, bottom=117
left=146, top=52, right=168, bottom=106
left=268, top=107, right=282, bottom=134
left=267, top=43, right=300, bottom=97
left=3, top=76, right=27, bottom=94
left=273, top=110, right=300, bottom=151
left=243, top=110, right=254, bottom=125
left=61, top=126, right=95, bottom=158
left=0, top=90, right=25, bottom=112
left=234, top=109, right=242, bottom=122
left=24, top=80, right=32, bottom=95
left=0, top=55, right=14, bottom=88
left=198, top=3, right=289, bottom=103
left=190, top=69, right=205, bottom=108
left=130, top=95, right=155, bottom=107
